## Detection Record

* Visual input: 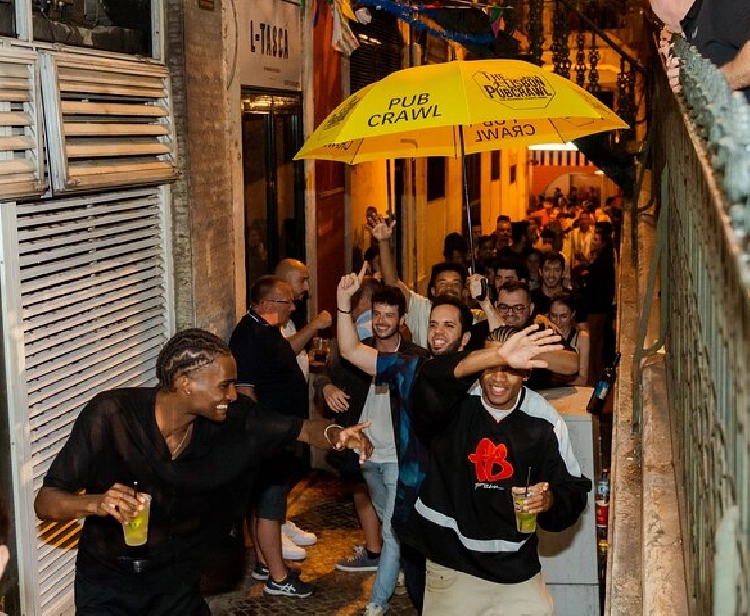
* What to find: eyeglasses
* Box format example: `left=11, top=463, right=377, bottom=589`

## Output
left=265, top=298, right=294, bottom=306
left=497, top=303, right=528, bottom=314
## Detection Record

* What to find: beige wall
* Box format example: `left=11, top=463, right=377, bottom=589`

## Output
left=349, top=145, right=532, bottom=294
left=168, top=0, right=237, bottom=338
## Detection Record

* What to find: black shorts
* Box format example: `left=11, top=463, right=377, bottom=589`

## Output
left=75, top=570, right=210, bottom=615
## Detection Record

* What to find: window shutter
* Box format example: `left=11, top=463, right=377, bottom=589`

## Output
left=40, top=52, right=178, bottom=193
left=349, top=13, right=404, bottom=93
left=0, top=187, right=173, bottom=614
left=0, top=49, right=46, bottom=199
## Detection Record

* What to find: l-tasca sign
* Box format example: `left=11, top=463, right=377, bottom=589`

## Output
left=237, top=0, right=301, bottom=91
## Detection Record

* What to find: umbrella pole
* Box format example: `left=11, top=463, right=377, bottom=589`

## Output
left=459, top=125, right=477, bottom=273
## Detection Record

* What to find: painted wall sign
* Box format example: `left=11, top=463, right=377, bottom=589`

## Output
left=236, top=0, right=302, bottom=91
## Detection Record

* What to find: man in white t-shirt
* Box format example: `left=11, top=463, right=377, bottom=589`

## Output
left=372, top=220, right=474, bottom=350
left=346, top=285, right=429, bottom=615
left=275, top=259, right=332, bottom=381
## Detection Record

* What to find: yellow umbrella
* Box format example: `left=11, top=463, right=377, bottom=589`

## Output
left=295, top=59, right=627, bottom=270
left=295, top=59, right=628, bottom=163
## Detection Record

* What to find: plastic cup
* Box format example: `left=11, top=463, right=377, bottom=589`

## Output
left=122, top=494, right=151, bottom=547
left=513, top=492, right=537, bottom=533
left=312, top=337, right=330, bottom=363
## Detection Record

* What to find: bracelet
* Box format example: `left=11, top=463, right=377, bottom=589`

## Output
left=324, top=423, right=344, bottom=447
left=337, top=308, right=351, bottom=314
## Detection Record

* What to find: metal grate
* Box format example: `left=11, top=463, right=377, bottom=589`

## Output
left=1, top=186, right=172, bottom=614
left=40, top=51, right=178, bottom=193
left=652, top=63, right=750, bottom=615
left=349, top=12, right=404, bottom=94
left=0, top=48, right=46, bottom=199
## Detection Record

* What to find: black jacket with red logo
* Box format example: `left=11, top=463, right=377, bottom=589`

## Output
left=404, top=383, right=591, bottom=584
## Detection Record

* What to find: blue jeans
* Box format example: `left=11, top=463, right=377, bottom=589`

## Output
left=362, top=460, right=400, bottom=610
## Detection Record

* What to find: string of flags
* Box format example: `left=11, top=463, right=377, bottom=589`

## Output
left=301, top=0, right=511, bottom=56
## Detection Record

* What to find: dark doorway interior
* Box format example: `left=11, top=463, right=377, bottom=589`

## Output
left=241, top=91, right=305, bottom=308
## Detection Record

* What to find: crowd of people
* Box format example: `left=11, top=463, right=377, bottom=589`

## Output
left=27, top=193, right=615, bottom=615
left=310, top=193, right=614, bottom=614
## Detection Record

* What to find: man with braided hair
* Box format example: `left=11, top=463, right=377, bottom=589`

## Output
left=34, top=329, right=371, bottom=614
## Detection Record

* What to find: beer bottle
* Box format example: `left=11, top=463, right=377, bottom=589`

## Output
left=586, top=352, right=621, bottom=415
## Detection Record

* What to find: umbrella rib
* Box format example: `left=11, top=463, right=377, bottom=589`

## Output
left=550, top=119, right=567, bottom=145
left=349, top=139, right=365, bottom=165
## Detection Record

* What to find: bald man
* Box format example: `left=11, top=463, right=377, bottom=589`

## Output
left=275, top=259, right=332, bottom=381
left=273, top=259, right=331, bottom=551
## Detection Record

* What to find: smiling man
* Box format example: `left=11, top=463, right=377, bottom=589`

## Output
left=372, top=219, right=470, bottom=349
left=405, top=326, right=592, bottom=615
left=34, top=329, right=371, bottom=614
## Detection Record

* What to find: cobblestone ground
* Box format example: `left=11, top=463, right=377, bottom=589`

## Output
left=206, top=471, right=418, bottom=616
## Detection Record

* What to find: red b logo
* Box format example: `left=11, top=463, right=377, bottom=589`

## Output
left=468, top=438, right=514, bottom=482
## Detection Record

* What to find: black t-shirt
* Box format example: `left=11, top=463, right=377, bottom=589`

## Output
left=42, top=389, right=302, bottom=593
left=229, top=309, right=309, bottom=418
left=682, top=0, right=750, bottom=101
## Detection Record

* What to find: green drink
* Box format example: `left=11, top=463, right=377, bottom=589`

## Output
left=123, top=494, right=151, bottom=547
left=513, top=493, right=537, bottom=533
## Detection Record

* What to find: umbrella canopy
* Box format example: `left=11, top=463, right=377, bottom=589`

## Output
left=295, top=59, right=628, bottom=163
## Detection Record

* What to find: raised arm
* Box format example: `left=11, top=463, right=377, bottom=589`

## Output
left=468, top=274, right=502, bottom=331
left=285, top=310, right=332, bottom=354
left=536, top=347, right=579, bottom=375
left=372, top=219, right=412, bottom=301
left=337, top=267, right=378, bottom=376
left=411, top=326, right=564, bottom=440
left=453, top=325, right=563, bottom=378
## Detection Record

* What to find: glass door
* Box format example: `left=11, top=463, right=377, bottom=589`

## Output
left=241, top=91, right=304, bottom=307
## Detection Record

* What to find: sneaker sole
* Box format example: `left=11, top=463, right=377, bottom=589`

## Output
left=251, top=572, right=269, bottom=581
left=263, top=586, right=313, bottom=598
left=335, top=564, right=379, bottom=572
left=282, top=551, right=307, bottom=561
left=285, top=536, right=317, bottom=546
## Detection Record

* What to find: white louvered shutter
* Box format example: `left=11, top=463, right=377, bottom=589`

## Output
left=0, top=49, right=46, bottom=199
left=40, top=52, right=178, bottom=193
left=0, top=187, right=173, bottom=615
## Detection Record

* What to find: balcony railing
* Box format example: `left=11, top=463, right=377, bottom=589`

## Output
left=638, top=36, right=750, bottom=615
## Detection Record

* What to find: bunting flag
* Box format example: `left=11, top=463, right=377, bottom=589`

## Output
left=339, top=0, right=357, bottom=21
left=488, top=6, right=504, bottom=38
left=305, top=0, right=500, bottom=50
left=331, top=0, right=359, bottom=56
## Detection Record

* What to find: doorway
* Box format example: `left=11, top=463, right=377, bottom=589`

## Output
left=241, top=91, right=305, bottom=307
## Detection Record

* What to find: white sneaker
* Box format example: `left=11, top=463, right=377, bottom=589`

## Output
left=363, top=603, right=387, bottom=616
left=281, top=534, right=306, bottom=560
left=393, top=569, right=406, bottom=595
left=282, top=521, right=318, bottom=546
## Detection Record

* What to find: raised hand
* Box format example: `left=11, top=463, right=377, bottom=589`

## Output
left=371, top=218, right=395, bottom=242
left=315, top=310, right=333, bottom=329
left=499, top=324, right=563, bottom=370
left=337, top=263, right=368, bottom=305
left=468, top=273, right=488, bottom=302
left=323, top=384, right=350, bottom=413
